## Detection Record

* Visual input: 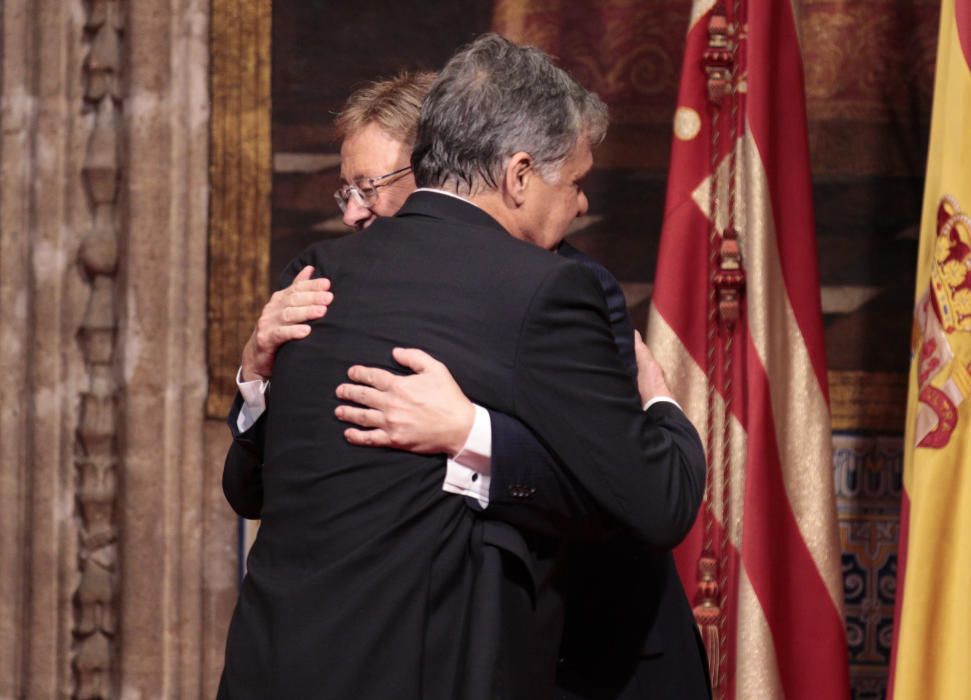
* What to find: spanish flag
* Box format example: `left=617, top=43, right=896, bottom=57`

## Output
left=647, top=0, right=850, bottom=696
left=889, top=1, right=971, bottom=697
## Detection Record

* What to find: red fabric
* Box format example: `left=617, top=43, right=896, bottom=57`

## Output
left=746, top=0, right=830, bottom=400
left=655, top=1, right=849, bottom=697
left=956, top=0, right=971, bottom=69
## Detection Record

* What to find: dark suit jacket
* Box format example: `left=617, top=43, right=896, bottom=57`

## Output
left=218, top=192, right=706, bottom=699
left=483, top=243, right=710, bottom=700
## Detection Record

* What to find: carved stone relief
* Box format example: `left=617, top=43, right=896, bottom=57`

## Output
left=75, top=1, right=125, bottom=697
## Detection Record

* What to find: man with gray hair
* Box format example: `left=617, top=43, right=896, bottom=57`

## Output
left=218, top=34, right=705, bottom=700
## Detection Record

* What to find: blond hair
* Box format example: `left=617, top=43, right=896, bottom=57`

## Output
left=335, top=71, right=438, bottom=146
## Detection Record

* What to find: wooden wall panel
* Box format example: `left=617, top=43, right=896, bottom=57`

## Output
left=208, top=0, right=272, bottom=418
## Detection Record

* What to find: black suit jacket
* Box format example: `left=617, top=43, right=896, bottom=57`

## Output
left=483, top=243, right=710, bottom=700
left=218, top=192, right=706, bottom=699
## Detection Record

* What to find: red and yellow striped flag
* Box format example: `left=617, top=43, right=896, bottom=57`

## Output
left=889, top=1, right=971, bottom=697
left=646, top=0, right=850, bottom=697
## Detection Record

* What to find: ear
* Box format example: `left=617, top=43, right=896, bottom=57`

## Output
left=502, top=151, right=533, bottom=207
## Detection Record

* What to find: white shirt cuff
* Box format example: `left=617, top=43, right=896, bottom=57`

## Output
left=236, top=366, right=270, bottom=434
left=443, top=404, right=492, bottom=508
left=644, top=395, right=682, bottom=412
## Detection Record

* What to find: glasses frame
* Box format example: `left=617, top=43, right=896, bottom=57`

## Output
left=333, top=165, right=413, bottom=212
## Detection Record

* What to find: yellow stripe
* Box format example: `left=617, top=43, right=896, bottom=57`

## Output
left=689, top=0, right=719, bottom=32
left=736, top=565, right=785, bottom=699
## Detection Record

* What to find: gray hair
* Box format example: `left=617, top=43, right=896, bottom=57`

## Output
left=412, top=34, right=608, bottom=194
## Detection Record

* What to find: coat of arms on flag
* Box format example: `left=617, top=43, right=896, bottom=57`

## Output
left=912, top=196, right=971, bottom=449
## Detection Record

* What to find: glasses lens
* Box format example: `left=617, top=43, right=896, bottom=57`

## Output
left=333, top=189, right=348, bottom=212
left=334, top=185, right=372, bottom=212
left=352, top=185, right=375, bottom=207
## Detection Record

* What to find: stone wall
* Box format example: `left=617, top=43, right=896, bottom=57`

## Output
left=0, top=1, right=238, bottom=697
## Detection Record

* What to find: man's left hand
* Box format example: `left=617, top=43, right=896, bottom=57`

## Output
left=335, top=348, right=475, bottom=456
left=634, top=329, right=673, bottom=405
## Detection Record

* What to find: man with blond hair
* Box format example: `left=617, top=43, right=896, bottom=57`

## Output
left=230, top=71, right=437, bottom=404
left=331, top=71, right=435, bottom=231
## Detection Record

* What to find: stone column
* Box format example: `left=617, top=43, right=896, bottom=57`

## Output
left=1, top=1, right=90, bottom=696
left=0, top=1, right=238, bottom=697
left=118, top=0, right=239, bottom=697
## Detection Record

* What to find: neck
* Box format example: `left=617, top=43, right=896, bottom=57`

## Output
left=467, top=190, right=524, bottom=242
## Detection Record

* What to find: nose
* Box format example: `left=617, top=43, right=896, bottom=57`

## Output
left=577, top=190, right=589, bottom=218
left=342, top=199, right=375, bottom=231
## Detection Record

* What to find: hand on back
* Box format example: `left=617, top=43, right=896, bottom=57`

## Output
left=335, top=348, right=475, bottom=457
left=240, top=265, right=334, bottom=381
left=634, top=329, right=673, bottom=405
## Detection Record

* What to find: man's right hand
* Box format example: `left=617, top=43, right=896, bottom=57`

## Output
left=334, top=348, right=476, bottom=457
left=240, top=265, right=334, bottom=381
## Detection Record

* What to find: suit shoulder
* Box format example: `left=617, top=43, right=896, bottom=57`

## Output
left=471, top=231, right=585, bottom=281
left=281, top=233, right=363, bottom=278
left=297, top=233, right=356, bottom=262
left=523, top=255, right=608, bottom=321
left=558, top=243, right=621, bottom=292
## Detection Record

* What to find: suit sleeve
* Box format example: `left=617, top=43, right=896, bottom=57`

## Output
left=512, top=262, right=706, bottom=548
left=565, top=249, right=637, bottom=377
left=223, top=443, right=265, bottom=520
left=483, top=410, right=610, bottom=539
left=483, top=259, right=639, bottom=540
left=220, top=252, right=319, bottom=519
left=222, top=391, right=267, bottom=518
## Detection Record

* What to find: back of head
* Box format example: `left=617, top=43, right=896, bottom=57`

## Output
left=412, top=34, right=607, bottom=194
left=336, top=71, right=438, bottom=146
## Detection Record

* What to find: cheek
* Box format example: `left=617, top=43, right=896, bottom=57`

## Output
left=374, top=189, right=410, bottom=217
left=370, top=202, right=393, bottom=218
left=371, top=199, right=398, bottom=218
left=558, top=195, right=578, bottom=222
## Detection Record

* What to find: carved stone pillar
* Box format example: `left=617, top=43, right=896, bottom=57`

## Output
left=119, top=0, right=239, bottom=697
left=1, top=0, right=237, bottom=697
left=75, top=2, right=125, bottom=696
left=1, top=1, right=90, bottom=696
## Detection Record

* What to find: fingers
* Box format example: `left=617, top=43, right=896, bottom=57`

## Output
left=335, top=382, right=386, bottom=410
left=392, top=347, right=438, bottom=373
left=269, top=324, right=312, bottom=344
left=263, top=286, right=333, bottom=329
left=343, top=428, right=391, bottom=448
left=280, top=302, right=331, bottom=324
left=346, top=365, right=397, bottom=391
left=287, top=289, right=334, bottom=307
left=265, top=287, right=331, bottom=312
left=633, top=329, right=656, bottom=361
left=270, top=272, right=331, bottom=315
left=334, top=404, right=385, bottom=429
left=294, top=279, right=331, bottom=294
left=290, top=280, right=332, bottom=298
left=291, top=266, right=331, bottom=291
left=293, top=265, right=315, bottom=282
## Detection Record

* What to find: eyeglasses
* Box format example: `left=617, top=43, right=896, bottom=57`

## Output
left=333, top=165, right=413, bottom=212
